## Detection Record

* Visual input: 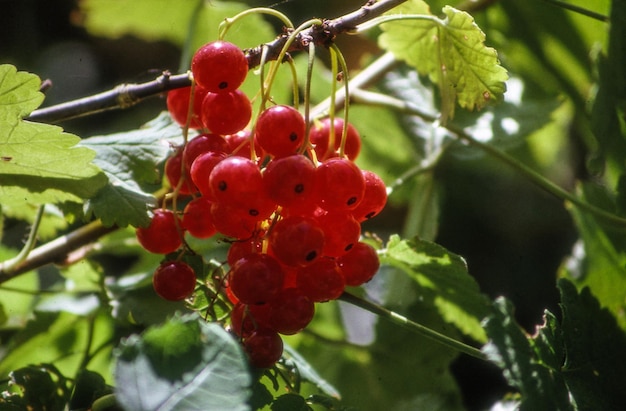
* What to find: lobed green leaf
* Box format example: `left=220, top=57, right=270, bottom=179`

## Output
left=114, top=314, right=251, bottom=411
left=379, top=1, right=508, bottom=122
left=0, top=64, right=43, bottom=121
left=381, top=235, right=491, bottom=341
left=483, top=279, right=626, bottom=410
left=80, top=112, right=183, bottom=228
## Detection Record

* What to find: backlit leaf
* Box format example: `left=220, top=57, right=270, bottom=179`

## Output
left=0, top=64, right=43, bottom=121
left=382, top=235, right=491, bottom=341
left=379, top=1, right=508, bottom=122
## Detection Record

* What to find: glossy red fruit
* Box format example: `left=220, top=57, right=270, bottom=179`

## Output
left=263, top=154, right=316, bottom=212
left=230, top=303, right=258, bottom=337
left=296, top=257, right=345, bottom=302
left=314, top=210, right=361, bottom=257
left=243, top=329, right=283, bottom=368
left=313, top=157, right=365, bottom=211
left=183, top=133, right=229, bottom=171
left=267, top=288, right=315, bottom=335
left=166, top=85, right=208, bottom=129
left=182, top=197, right=216, bottom=239
left=165, top=149, right=198, bottom=195
left=136, top=209, right=182, bottom=254
left=201, top=90, right=252, bottom=135
left=189, top=151, right=226, bottom=198
left=191, top=41, right=248, bottom=93
left=269, top=215, right=325, bottom=267
left=351, top=170, right=388, bottom=222
left=226, top=239, right=263, bottom=266
left=255, top=105, right=305, bottom=157
left=210, top=202, right=260, bottom=239
left=152, top=260, right=196, bottom=301
left=229, top=253, right=285, bottom=305
left=337, top=242, right=380, bottom=286
left=310, top=117, right=361, bottom=161
left=225, top=130, right=265, bottom=160
left=209, top=156, right=261, bottom=203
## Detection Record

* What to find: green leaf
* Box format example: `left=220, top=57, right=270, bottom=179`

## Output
left=4, top=365, right=67, bottom=411
left=379, top=1, right=508, bottom=122
left=80, top=112, right=183, bottom=228
left=0, top=120, right=106, bottom=201
left=69, top=370, right=110, bottom=410
left=561, top=182, right=626, bottom=329
left=0, top=64, right=43, bottom=120
left=483, top=279, right=626, bottom=410
left=382, top=235, right=491, bottom=341
left=80, top=0, right=275, bottom=59
left=483, top=298, right=572, bottom=411
left=271, top=393, right=310, bottom=411
left=114, top=314, right=251, bottom=411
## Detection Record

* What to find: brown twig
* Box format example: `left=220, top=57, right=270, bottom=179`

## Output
left=26, top=0, right=407, bottom=124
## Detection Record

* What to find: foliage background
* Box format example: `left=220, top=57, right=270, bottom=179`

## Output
left=1, top=0, right=624, bottom=410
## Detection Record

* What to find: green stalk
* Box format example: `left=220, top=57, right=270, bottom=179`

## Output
left=339, top=292, right=486, bottom=360
left=350, top=90, right=626, bottom=228
left=0, top=205, right=45, bottom=275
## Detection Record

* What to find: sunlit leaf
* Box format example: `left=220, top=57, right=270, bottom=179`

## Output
left=80, top=112, right=183, bottom=228
left=114, top=314, right=251, bottom=411
left=0, top=64, right=43, bottom=121
left=382, top=235, right=491, bottom=341
left=379, top=1, right=508, bottom=121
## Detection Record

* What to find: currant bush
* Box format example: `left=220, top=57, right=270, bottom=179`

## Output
left=150, top=37, right=389, bottom=369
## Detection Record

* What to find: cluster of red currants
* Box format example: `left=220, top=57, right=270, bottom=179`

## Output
left=136, top=41, right=387, bottom=368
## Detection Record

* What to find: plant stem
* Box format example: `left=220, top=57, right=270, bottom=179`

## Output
left=27, top=0, right=408, bottom=124
left=350, top=89, right=626, bottom=228
left=541, top=0, right=609, bottom=22
left=339, top=291, right=486, bottom=360
left=0, top=205, right=45, bottom=274
left=0, top=220, right=116, bottom=283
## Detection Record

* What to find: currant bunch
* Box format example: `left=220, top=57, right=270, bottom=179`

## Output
left=139, top=40, right=388, bottom=369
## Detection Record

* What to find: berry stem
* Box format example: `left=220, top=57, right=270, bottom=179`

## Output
left=339, top=291, right=487, bottom=360
left=330, top=44, right=351, bottom=158
left=219, top=7, right=295, bottom=40
left=301, top=42, right=316, bottom=156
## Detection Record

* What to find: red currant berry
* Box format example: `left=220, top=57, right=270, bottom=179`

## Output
left=152, top=260, right=196, bottom=301
left=225, top=130, right=265, bottom=160
left=243, top=329, right=283, bottom=368
left=263, top=154, right=316, bottom=212
left=165, top=149, right=198, bottom=195
left=337, top=242, right=380, bottom=286
left=267, top=288, right=315, bottom=335
left=227, top=239, right=264, bottom=266
left=182, top=197, right=216, bottom=239
left=313, top=158, right=365, bottom=211
left=296, top=257, right=345, bottom=302
left=310, top=117, right=361, bottom=161
left=255, top=105, right=305, bottom=157
left=166, top=85, right=207, bottom=129
left=209, top=156, right=275, bottom=217
left=210, top=202, right=259, bottom=239
left=201, top=90, right=252, bottom=135
left=183, top=133, right=229, bottom=171
left=189, top=151, right=226, bottom=198
left=191, top=41, right=248, bottom=93
left=351, top=170, right=388, bottom=222
left=314, top=210, right=361, bottom=257
left=229, top=253, right=285, bottom=305
left=269, top=215, right=325, bottom=267
left=230, top=303, right=256, bottom=337
left=136, top=209, right=182, bottom=254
